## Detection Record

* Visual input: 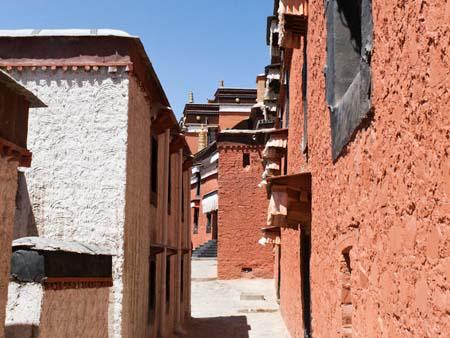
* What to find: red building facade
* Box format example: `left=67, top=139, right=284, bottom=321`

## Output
left=260, top=1, right=449, bottom=337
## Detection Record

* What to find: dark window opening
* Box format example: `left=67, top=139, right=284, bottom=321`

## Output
left=195, top=172, right=201, bottom=197
left=168, top=157, right=172, bottom=215
left=151, top=136, right=158, bottom=206
left=206, top=213, right=212, bottom=233
left=277, top=246, right=281, bottom=302
left=341, top=248, right=353, bottom=338
left=148, top=256, right=156, bottom=323
left=193, top=208, right=199, bottom=234
left=166, top=256, right=171, bottom=309
left=243, top=153, right=250, bottom=167
left=242, top=267, right=253, bottom=273
left=284, top=70, right=290, bottom=128
left=273, top=32, right=280, bottom=47
left=181, top=177, right=185, bottom=222
left=301, top=228, right=312, bottom=338
left=302, top=39, right=309, bottom=157
left=212, top=211, right=218, bottom=240
left=180, top=257, right=184, bottom=302
left=207, top=128, right=217, bottom=145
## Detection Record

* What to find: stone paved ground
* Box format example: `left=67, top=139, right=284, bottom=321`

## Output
left=180, top=259, right=290, bottom=338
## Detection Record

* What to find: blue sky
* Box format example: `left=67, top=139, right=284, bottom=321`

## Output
left=1, top=0, right=272, bottom=117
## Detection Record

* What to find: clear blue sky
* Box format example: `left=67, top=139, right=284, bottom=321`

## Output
left=1, top=0, right=272, bottom=118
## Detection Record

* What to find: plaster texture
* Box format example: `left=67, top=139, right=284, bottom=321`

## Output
left=10, top=68, right=129, bottom=338
left=276, top=0, right=450, bottom=337
left=217, top=146, right=273, bottom=279
left=0, top=157, right=18, bottom=338
left=218, top=112, right=251, bottom=130
left=39, top=287, right=110, bottom=338
left=121, top=75, right=155, bottom=338
left=5, top=282, right=42, bottom=338
left=6, top=282, right=109, bottom=338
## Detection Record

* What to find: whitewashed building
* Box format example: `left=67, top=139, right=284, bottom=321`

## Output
left=0, top=30, right=192, bottom=338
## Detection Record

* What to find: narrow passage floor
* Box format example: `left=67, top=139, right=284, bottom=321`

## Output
left=181, top=259, right=290, bottom=338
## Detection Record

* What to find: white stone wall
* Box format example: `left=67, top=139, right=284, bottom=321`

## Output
left=5, top=282, right=43, bottom=338
left=10, top=68, right=129, bottom=338
left=0, top=157, right=18, bottom=338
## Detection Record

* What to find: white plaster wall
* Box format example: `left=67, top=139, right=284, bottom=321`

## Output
left=5, top=282, right=43, bottom=338
left=0, top=157, right=18, bottom=338
left=10, top=68, right=129, bottom=338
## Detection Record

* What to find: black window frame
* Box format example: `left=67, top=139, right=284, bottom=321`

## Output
left=150, top=135, right=158, bottom=206
left=326, top=0, right=373, bottom=161
left=166, top=256, right=171, bottom=309
left=206, top=213, right=212, bottom=234
left=168, top=156, right=172, bottom=215
left=195, top=172, right=201, bottom=197
left=243, top=153, right=250, bottom=167
left=148, top=256, right=157, bottom=323
left=193, top=207, right=199, bottom=234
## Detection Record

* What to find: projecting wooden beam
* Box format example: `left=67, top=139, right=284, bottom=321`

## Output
left=151, top=107, right=178, bottom=135
left=0, top=136, right=32, bottom=167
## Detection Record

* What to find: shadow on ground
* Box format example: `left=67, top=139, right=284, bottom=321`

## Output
left=181, top=316, right=250, bottom=338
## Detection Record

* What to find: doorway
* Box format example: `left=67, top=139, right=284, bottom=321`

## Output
left=212, top=211, right=218, bottom=241
left=300, top=224, right=312, bottom=338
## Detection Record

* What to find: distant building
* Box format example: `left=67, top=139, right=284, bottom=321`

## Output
left=182, top=85, right=274, bottom=279
left=0, top=30, right=192, bottom=338
left=260, top=1, right=449, bottom=337
left=0, top=69, right=45, bottom=338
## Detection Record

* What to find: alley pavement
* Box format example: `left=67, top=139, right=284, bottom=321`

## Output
left=180, top=259, right=290, bottom=338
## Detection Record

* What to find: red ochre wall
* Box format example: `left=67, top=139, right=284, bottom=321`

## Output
left=185, top=132, right=199, bottom=155
left=219, top=112, right=250, bottom=130
left=190, top=174, right=217, bottom=249
left=217, top=145, right=274, bottom=280
left=279, top=0, right=450, bottom=337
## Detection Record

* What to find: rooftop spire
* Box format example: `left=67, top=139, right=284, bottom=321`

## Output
left=188, top=91, right=194, bottom=103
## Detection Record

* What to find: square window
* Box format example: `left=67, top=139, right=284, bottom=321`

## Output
left=243, top=153, right=250, bottom=167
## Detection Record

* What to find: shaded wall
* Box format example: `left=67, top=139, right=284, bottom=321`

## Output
left=121, top=75, right=153, bottom=338
left=217, top=145, right=273, bottom=279
left=0, top=157, right=18, bottom=338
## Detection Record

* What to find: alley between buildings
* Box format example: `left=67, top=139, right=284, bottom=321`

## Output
left=181, top=259, right=290, bottom=338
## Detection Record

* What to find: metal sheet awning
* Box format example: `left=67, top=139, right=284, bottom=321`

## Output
left=202, top=191, right=218, bottom=214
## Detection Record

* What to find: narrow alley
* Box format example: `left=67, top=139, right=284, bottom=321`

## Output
left=182, top=259, right=290, bottom=338
left=0, top=1, right=448, bottom=338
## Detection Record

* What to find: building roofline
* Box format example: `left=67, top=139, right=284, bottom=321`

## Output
left=0, top=69, right=45, bottom=107
left=0, top=30, right=170, bottom=108
left=0, top=29, right=135, bottom=38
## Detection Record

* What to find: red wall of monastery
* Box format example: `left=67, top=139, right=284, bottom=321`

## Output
left=278, top=40, right=311, bottom=338
left=218, top=112, right=250, bottom=130
left=280, top=0, right=450, bottom=337
left=217, top=145, right=274, bottom=279
left=185, top=133, right=199, bottom=155
left=190, top=174, right=217, bottom=249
